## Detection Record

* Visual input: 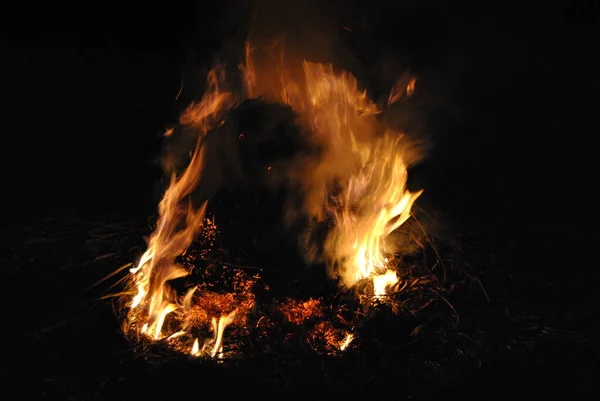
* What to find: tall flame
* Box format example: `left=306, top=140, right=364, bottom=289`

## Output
left=324, top=130, right=422, bottom=289
left=124, top=40, right=422, bottom=355
left=127, top=67, right=236, bottom=341
left=299, top=63, right=422, bottom=289
left=240, top=45, right=422, bottom=290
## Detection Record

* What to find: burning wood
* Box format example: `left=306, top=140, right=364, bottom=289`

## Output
left=119, top=39, right=426, bottom=359
left=278, top=298, right=323, bottom=325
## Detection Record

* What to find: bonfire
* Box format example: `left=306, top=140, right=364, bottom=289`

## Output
left=118, top=39, right=434, bottom=359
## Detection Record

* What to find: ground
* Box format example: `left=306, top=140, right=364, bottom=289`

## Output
left=3, top=189, right=598, bottom=400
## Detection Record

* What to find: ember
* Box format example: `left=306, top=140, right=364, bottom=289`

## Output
left=279, top=298, right=323, bottom=325
left=119, top=37, right=425, bottom=359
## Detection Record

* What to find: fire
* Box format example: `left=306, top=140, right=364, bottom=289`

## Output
left=323, top=129, right=422, bottom=289
left=202, top=310, right=237, bottom=358
left=126, top=67, right=237, bottom=344
left=339, top=333, right=354, bottom=351
left=191, top=338, right=199, bottom=355
left=279, top=298, right=323, bottom=325
left=121, top=39, right=423, bottom=357
left=298, top=64, right=422, bottom=289
left=239, top=45, right=422, bottom=290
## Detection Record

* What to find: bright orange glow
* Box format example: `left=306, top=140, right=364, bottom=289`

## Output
left=339, top=333, right=354, bottom=351
left=191, top=338, right=200, bottom=355
left=238, top=45, right=422, bottom=290
left=388, top=76, right=417, bottom=105
left=204, top=310, right=237, bottom=358
left=122, top=39, right=423, bottom=357
left=125, top=66, right=238, bottom=353
left=373, top=269, right=399, bottom=299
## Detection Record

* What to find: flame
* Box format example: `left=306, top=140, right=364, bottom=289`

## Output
left=388, top=76, right=417, bottom=105
left=201, top=310, right=237, bottom=358
left=123, top=39, right=423, bottom=356
left=339, top=333, right=354, bottom=351
left=325, top=130, right=422, bottom=289
left=126, top=66, right=237, bottom=345
left=240, top=44, right=422, bottom=292
left=298, top=65, right=422, bottom=289
left=191, top=338, right=200, bottom=355
left=406, top=77, right=416, bottom=97
left=372, top=270, right=399, bottom=299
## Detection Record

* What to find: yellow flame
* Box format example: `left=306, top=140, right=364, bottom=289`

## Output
left=167, top=331, right=186, bottom=340
left=151, top=303, right=177, bottom=340
left=191, top=338, right=199, bottom=356
left=372, top=270, right=399, bottom=299
left=304, top=67, right=422, bottom=290
left=388, top=76, right=417, bottom=105
left=201, top=310, right=237, bottom=358
left=239, top=44, right=422, bottom=292
left=127, top=66, right=237, bottom=342
left=339, top=333, right=354, bottom=351
left=124, top=40, right=423, bottom=355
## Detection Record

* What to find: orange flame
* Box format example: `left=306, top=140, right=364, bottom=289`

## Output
left=238, top=44, right=422, bottom=291
left=339, top=333, right=354, bottom=351
left=191, top=338, right=200, bottom=355
left=388, top=76, right=417, bottom=105
left=201, top=310, right=238, bottom=358
left=123, top=40, right=423, bottom=356
left=127, top=67, right=237, bottom=345
left=372, top=269, right=399, bottom=299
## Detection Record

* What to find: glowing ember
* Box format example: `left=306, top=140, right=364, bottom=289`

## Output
left=279, top=298, right=323, bottom=325
left=120, top=39, right=424, bottom=358
left=339, top=333, right=355, bottom=351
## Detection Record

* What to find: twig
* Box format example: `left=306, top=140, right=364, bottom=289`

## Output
left=66, top=218, right=134, bottom=231
left=413, top=215, right=447, bottom=284
left=463, top=270, right=491, bottom=302
left=439, top=295, right=459, bottom=326
left=100, top=291, right=136, bottom=300
left=86, top=262, right=132, bottom=292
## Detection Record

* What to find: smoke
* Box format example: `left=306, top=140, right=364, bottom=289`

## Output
left=158, top=0, right=429, bottom=285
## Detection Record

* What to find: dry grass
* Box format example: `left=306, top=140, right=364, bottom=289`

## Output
left=2, top=208, right=597, bottom=401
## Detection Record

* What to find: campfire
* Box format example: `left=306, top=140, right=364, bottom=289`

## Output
left=119, top=39, right=428, bottom=359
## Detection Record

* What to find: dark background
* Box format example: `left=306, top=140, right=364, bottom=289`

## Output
left=4, top=0, right=598, bottom=273
left=2, top=0, right=599, bottom=398
left=3, top=1, right=597, bottom=213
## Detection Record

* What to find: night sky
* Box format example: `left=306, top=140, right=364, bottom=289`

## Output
left=4, top=1, right=201, bottom=223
